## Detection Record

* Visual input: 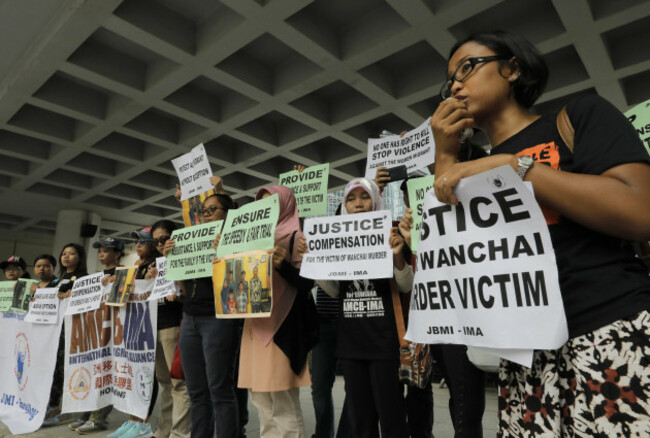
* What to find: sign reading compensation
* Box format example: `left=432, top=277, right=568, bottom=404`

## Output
left=624, top=98, right=650, bottom=156
left=365, top=119, right=435, bottom=180
left=172, top=143, right=213, bottom=201
left=66, top=273, right=106, bottom=315
left=300, top=210, right=393, bottom=280
left=405, top=166, right=568, bottom=351
left=25, top=287, right=60, bottom=324
left=406, top=175, right=435, bottom=253
left=0, top=281, right=16, bottom=312
left=166, top=221, right=223, bottom=281
left=279, top=164, right=329, bottom=217
left=216, top=195, right=279, bottom=258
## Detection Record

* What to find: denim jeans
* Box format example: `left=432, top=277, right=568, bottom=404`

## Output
left=179, top=315, right=239, bottom=438
left=310, top=318, right=352, bottom=438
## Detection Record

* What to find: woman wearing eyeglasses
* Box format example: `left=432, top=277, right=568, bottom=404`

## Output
left=430, top=30, right=650, bottom=436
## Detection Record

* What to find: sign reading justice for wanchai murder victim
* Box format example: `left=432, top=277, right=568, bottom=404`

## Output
left=405, top=166, right=568, bottom=351
left=300, top=210, right=393, bottom=280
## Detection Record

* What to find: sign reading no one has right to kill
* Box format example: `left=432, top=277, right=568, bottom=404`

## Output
left=405, top=166, right=568, bottom=351
left=300, top=210, right=393, bottom=280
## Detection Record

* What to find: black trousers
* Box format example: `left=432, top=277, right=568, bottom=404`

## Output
left=341, top=358, right=408, bottom=438
left=430, top=344, right=485, bottom=438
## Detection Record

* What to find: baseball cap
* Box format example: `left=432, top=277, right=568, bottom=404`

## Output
left=131, top=227, right=153, bottom=242
left=0, top=256, right=26, bottom=271
left=93, top=237, right=126, bottom=253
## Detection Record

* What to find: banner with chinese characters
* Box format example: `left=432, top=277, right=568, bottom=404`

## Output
left=62, top=282, right=158, bottom=419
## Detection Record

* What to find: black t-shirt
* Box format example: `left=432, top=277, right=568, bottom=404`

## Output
left=336, top=278, right=400, bottom=360
left=58, top=270, right=89, bottom=293
left=491, top=95, right=650, bottom=337
left=182, top=277, right=214, bottom=317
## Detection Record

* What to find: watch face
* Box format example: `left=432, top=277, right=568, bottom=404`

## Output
left=521, top=156, right=534, bottom=166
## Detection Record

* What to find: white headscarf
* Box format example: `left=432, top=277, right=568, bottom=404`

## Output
left=341, top=178, right=384, bottom=215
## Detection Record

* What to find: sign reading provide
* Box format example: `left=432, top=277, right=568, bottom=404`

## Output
left=405, top=166, right=568, bottom=351
left=166, top=221, right=223, bottom=281
left=365, top=119, right=435, bottom=180
left=300, top=210, right=393, bottom=280
left=279, top=164, right=329, bottom=217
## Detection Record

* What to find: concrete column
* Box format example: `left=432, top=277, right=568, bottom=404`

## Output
left=52, top=210, right=101, bottom=273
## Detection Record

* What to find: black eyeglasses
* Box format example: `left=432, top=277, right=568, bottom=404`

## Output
left=153, top=236, right=170, bottom=247
left=440, top=56, right=508, bottom=99
left=201, top=206, right=225, bottom=216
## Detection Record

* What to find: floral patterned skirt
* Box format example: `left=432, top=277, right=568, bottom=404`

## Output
left=498, top=310, right=650, bottom=437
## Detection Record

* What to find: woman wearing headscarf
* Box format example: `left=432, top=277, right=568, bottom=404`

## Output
left=234, top=185, right=315, bottom=437
left=316, top=178, right=413, bottom=438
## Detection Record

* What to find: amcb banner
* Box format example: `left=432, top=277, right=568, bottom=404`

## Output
left=0, top=310, right=64, bottom=434
left=63, top=294, right=158, bottom=419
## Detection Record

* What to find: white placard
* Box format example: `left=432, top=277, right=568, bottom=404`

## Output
left=300, top=210, right=393, bottom=280
left=149, top=257, right=180, bottom=301
left=0, top=309, right=64, bottom=434
left=66, top=273, right=107, bottom=316
left=62, top=282, right=158, bottom=419
left=171, top=143, right=213, bottom=201
left=405, top=166, right=568, bottom=351
left=364, top=118, right=435, bottom=180
left=24, top=287, right=60, bottom=324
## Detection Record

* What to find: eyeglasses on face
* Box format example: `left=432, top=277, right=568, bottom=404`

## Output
left=201, top=206, right=225, bottom=216
left=153, top=236, right=170, bottom=247
left=440, top=55, right=508, bottom=99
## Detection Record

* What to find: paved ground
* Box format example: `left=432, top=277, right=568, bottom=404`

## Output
left=1, top=377, right=498, bottom=437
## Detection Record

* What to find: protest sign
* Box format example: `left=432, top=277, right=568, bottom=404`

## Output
left=182, top=189, right=216, bottom=227
left=406, top=175, right=435, bottom=253
left=365, top=119, right=435, bottom=180
left=0, top=282, right=15, bottom=312
left=0, top=307, right=64, bottom=434
left=25, top=288, right=60, bottom=324
left=105, top=267, right=137, bottom=306
left=405, top=166, right=568, bottom=352
left=216, top=195, right=279, bottom=258
left=62, top=283, right=158, bottom=419
left=300, top=210, right=393, bottom=280
left=10, top=279, right=37, bottom=313
left=214, top=250, right=273, bottom=318
left=624, top=98, right=650, bottom=156
left=149, top=257, right=179, bottom=301
left=171, top=143, right=213, bottom=201
left=66, top=273, right=107, bottom=315
left=166, top=221, right=222, bottom=281
left=279, top=163, right=329, bottom=217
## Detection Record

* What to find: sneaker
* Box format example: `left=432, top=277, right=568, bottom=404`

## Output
left=118, top=422, right=153, bottom=438
left=76, top=420, right=107, bottom=434
left=107, top=421, right=135, bottom=438
left=41, top=412, right=74, bottom=427
left=67, top=419, right=88, bottom=430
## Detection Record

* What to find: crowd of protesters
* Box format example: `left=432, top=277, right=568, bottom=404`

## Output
left=2, top=30, right=650, bottom=438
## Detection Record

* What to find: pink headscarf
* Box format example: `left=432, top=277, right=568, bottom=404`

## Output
left=252, top=185, right=303, bottom=345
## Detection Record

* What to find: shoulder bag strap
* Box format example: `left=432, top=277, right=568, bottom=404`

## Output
left=389, top=278, right=409, bottom=348
left=556, top=105, right=575, bottom=153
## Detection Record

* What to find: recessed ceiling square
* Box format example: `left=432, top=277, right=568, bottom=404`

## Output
left=293, top=137, right=362, bottom=163
left=204, top=135, right=266, bottom=165
left=543, top=45, right=589, bottom=92
left=602, top=16, right=650, bottom=70
left=345, top=113, right=412, bottom=143
left=620, top=70, right=650, bottom=107
left=236, top=111, right=315, bottom=146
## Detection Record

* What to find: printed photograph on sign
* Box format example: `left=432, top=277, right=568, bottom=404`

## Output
left=213, top=250, right=272, bottom=318
left=10, top=279, right=36, bottom=313
left=182, top=189, right=216, bottom=227
left=105, top=267, right=137, bottom=306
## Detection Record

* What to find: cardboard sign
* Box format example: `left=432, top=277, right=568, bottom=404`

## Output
left=213, top=250, right=273, bottom=318
left=25, top=287, right=60, bottom=324
left=279, top=163, right=329, bottom=217
left=66, top=273, right=107, bottom=315
left=624, top=98, right=650, bottom=156
left=62, top=290, right=158, bottom=420
left=166, top=221, right=223, bottom=281
left=406, top=175, right=435, bottom=253
left=405, top=166, right=568, bottom=352
left=9, top=279, right=37, bottom=313
left=149, top=258, right=179, bottom=301
left=172, top=144, right=213, bottom=201
left=0, top=281, right=16, bottom=312
left=0, top=309, right=64, bottom=434
left=216, top=195, right=279, bottom=258
left=365, top=118, right=435, bottom=180
left=300, top=210, right=393, bottom=280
